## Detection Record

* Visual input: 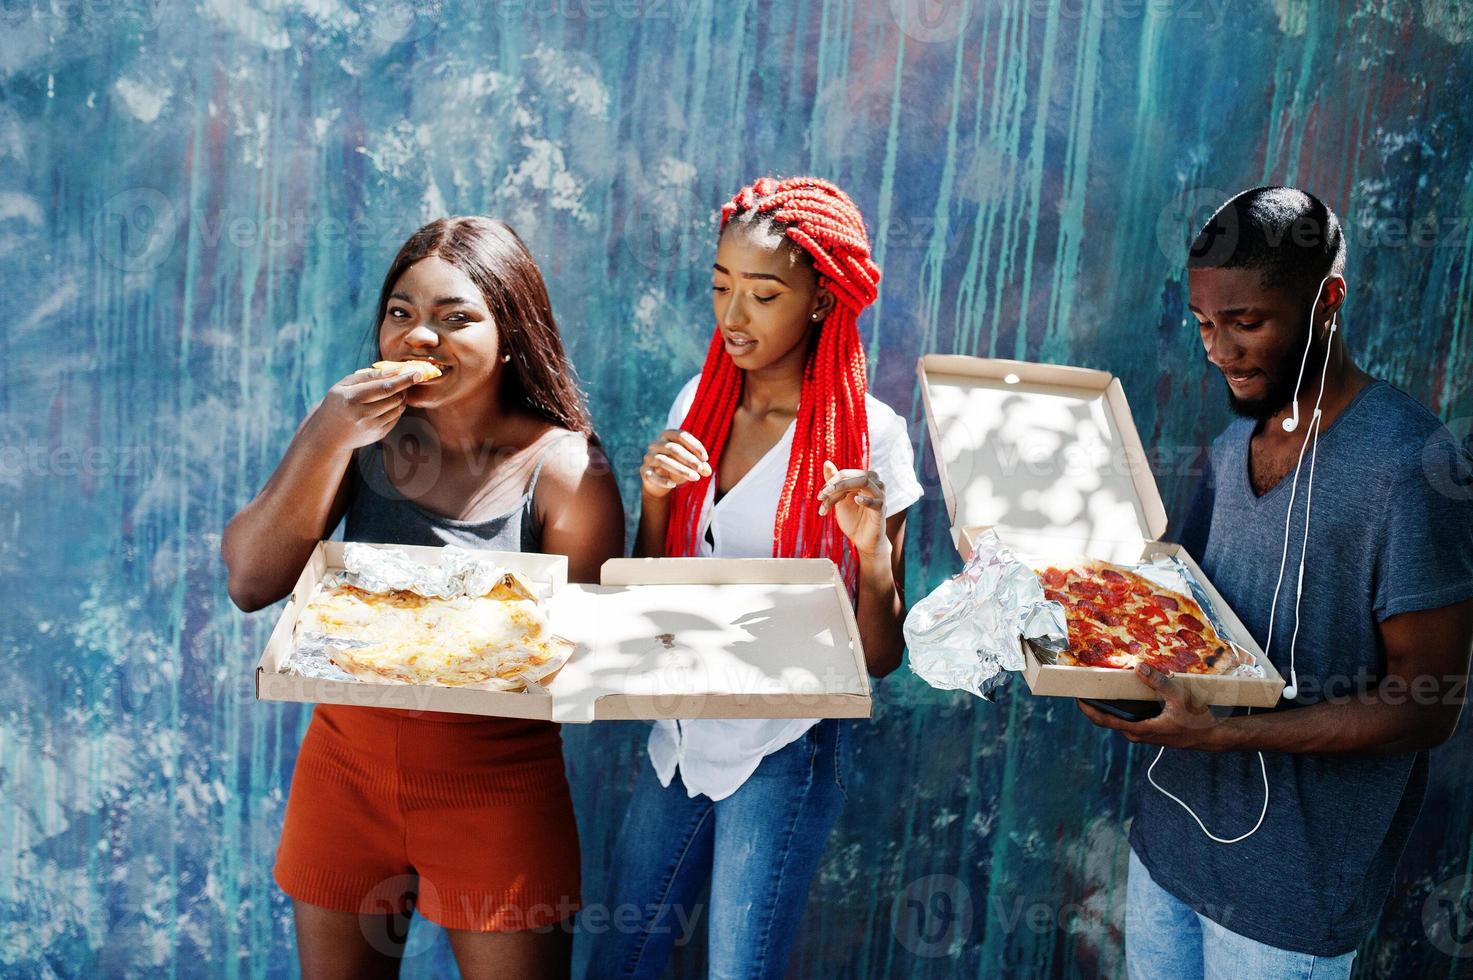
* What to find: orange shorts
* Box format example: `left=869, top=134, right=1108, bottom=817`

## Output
left=273, top=704, right=580, bottom=932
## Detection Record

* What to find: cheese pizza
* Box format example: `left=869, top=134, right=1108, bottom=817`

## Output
left=1036, top=561, right=1240, bottom=675
left=297, top=570, right=570, bottom=690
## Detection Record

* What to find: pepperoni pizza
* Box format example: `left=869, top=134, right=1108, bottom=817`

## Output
left=1036, top=561, right=1240, bottom=674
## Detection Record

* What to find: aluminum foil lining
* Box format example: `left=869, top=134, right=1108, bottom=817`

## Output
left=321, top=542, right=540, bottom=600
left=904, top=529, right=1068, bottom=700
left=280, top=636, right=360, bottom=683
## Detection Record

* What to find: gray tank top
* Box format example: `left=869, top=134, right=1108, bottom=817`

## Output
left=343, top=434, right=572, bottom=551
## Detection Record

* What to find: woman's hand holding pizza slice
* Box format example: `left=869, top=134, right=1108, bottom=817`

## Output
left=310, top=367, right=425, bottom=452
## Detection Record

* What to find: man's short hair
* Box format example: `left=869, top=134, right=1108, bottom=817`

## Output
left=1187, top=186, right=1346, bottom=296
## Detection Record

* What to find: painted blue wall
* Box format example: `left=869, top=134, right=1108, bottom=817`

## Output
left=3, top=0, right=1471, bottom=976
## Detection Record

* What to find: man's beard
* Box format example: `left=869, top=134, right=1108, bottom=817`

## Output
left=1225, top=328, right=1317, bottom=422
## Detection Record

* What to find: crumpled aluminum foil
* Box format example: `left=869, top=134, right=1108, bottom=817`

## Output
left=320, top=542, right=520, bottom=599
left=904, top=530, right=1068, bottom=699
left=280, top=637, right=361, bottom=683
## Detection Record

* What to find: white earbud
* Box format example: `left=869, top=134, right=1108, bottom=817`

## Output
left=1281, top=276, right=1335, bottom=433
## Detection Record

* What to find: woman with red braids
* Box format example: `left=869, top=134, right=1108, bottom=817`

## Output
left=586, top=177, right=923, bottom=979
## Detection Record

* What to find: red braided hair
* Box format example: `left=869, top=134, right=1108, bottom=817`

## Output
left=665, top=176, right=881, bottom=589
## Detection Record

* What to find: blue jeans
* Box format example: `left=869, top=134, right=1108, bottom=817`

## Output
left=584, top=718, right=850, bottom=980
left=1126, top=848, right=1357, bottom=980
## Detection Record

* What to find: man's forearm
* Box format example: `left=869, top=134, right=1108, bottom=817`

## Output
left=1208, top=686, right=1462, bottom=755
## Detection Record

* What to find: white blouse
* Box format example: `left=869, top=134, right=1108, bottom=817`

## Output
left=646, top=374, right=925, bottom=801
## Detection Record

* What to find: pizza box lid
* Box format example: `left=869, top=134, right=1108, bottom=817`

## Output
left=917, top=355, right=1169, bottom=562
left=255, top=542, right=870, bottom=723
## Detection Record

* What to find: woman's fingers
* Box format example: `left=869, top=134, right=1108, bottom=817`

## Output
left=643, top=468, right=677, bottom=490
left=367, top=394, right=408, bottom=419
left=662, top=441, right=711, bottom=477
left=816, top=467, right=884, bottom=516
left=352, top=370, right=424, bottom=403
left=664, top=430, right=709, bottom=465
left=640, top=430, right=710, bottom=495
left=650, top=453, right=701, bottom=483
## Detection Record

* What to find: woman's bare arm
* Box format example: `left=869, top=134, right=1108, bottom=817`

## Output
left=221, top=369, right=420, bottom=611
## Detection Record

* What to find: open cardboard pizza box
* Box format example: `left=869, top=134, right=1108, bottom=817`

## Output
left=255, top=541, right=871, bottom=722
left=917, top=354, right=1284, bottom=708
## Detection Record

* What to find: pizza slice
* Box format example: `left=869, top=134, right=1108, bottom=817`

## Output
left=1036, top=560, right=1240, bottom=675
left=356, top=359, right=444, bottom=382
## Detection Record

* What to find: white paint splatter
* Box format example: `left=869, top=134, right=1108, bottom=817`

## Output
left=113, top=77, right=172, bottom=124
left=201, top=0, right=292, bottom=50
left=531, top=46, right=611, bottom=118
left=0, top=192, right=43, bottom=259
left=1422, top=0, right=1473, bottom=44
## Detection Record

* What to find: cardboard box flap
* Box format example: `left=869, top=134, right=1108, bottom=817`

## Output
left=546, top=558, right=870, bottom=723
left=917, top=355, right=1168, bottom=550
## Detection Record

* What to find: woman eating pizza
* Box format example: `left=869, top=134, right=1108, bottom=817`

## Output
left=585, top=176, right=924, bottom=979
left=221, top=216, right=624, bottom=980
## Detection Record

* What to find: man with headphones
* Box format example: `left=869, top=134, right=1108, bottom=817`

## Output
left=1078, top=186, right=1473, bottom=978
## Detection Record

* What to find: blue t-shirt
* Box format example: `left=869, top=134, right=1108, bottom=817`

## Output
left=1129, top=380, right=1473, bottom=956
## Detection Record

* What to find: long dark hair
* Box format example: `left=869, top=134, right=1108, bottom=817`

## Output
left=368, top=216, right=593, bottom=435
